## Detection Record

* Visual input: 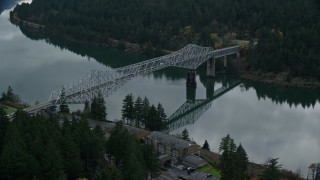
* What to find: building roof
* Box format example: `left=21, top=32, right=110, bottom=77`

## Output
left=158, top=154, right=172, bottom=163
left=182, top=155, right=206, bottom=167
left=124, top=125, right=150, bottom=139
left=147, top=131, right=192, bottom=151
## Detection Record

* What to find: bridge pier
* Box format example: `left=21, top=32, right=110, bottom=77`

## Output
left=186, top=70, right=197, bottom=87
left=186, top=85, right=196, bottom=101
left=224, top=56, right=227, bottom=71
left=237, top=52, right=240, bottom=59
left=206, top=78, right=215, bottom=99
left=206, top=58, right=215, bottom=77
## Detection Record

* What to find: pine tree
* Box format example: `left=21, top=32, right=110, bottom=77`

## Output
left=83, top=100, right=91, bottom=116
left=0, top=125, right=40, bottom=179
left=61, top=125, right=82, bottom=179
left=97, top=92, right=107, bottom=121
left=42, top=138, right=65, bottom=179
left=260, top=158, right=282, bottom=180
left=141, top=97, right=150, bottom=128
left=157, top=103, right=167, bottom=130
left=235, top=144, right=248, bottom=180
left=0, top=107, right=9, bottom=152
left=182, top=128, right=190, bottom=141
left=0, top=92, right=6, bottom=101
left=202, top=140, right=210, bottom=151
left=141, top=144, right=160, bottom=177
left=219, top=134, right=237, bottom=180
left=59, top=86, right=70, bottom=114
left=146, top=105, right=159, bottom=131
left=91, top=92, right=107, bottom=121
left=133, top=96, right=143, bottom=127
left=6, top=86, right=14, bottom=102
left=121, top=94, right=134, bottom=125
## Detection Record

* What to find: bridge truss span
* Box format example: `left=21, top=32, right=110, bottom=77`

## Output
left=49, top=44, right=241, bottom=105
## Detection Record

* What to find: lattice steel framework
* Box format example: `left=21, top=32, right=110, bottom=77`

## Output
left=49, top=44, right=241, bottom=104
left=167, top=81, right=241, bottom=131
left=167, top=99, right=212, bottom=131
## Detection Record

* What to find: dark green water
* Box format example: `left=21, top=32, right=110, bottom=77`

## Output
left=1, top=1, right=319, bottom=177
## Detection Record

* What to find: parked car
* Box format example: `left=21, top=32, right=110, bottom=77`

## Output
left=187, top=167, right=195, bottom=174
left=206, top=174, right=213, bottom=178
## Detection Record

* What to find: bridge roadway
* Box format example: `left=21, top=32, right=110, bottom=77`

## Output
left=25, top=44, right=241, bottom=114
left=167, top=81, right=241, bottom=131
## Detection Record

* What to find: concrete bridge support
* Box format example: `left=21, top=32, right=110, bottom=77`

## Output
left=207, top=58, right=215, bottom=77
left=237, top=52, right=240, bottom=59
left=224, top=56, right=227, bottom=70
left=186, top=85, right=196, bottom=101
left=186, top=70, right=197, bottom=87
left=206, top=78, right=215, bottom=99
left=186, top=70, right=197, bottom=101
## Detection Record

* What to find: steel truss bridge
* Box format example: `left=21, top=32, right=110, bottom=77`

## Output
left=24, top=44, right=240, bottom=113
left=167, top=81, right=241, bottom=131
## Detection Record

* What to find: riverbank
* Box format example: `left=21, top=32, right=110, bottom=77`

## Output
left=10, top=12, right=173, bottom=55
left=10, top=13, right=320, bottom=90
left=240, top=71, right=320, bottom=89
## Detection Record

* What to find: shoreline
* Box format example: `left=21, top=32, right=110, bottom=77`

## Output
left=240, top=71, right=320, bottom=89
left=10, top=12, right=173, bottom=55
left=10, top=13, right=320, bottom=89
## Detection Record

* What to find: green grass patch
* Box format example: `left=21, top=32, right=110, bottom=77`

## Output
left=198, top=165, right=221, bottom=178
left=231, top=40, right=249, bottom=46
left=0, top=104, right=17, bottom=115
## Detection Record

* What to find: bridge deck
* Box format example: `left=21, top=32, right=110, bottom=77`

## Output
left=27, top=44, right=241, bottom=113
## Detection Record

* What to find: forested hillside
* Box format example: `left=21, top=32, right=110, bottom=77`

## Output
left=0, top=111, right=159, bottom=180
left=11, top=0, right=320, bottom=79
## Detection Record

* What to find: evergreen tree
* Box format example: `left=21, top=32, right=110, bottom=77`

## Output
left=59, top=86, right=70, bottom=114
left=141, top=144, right=160, bottom=177
left=133, top=96, right=143, bottom=127
left=157, top=103, right=167, bottom=130
left=6, top=86, right=14, bottom=102
left=0, top=125, right=40, bottom=179
left=61, top=124, right=82, bottom=179
left=123, top=139, right=145, bottom=180
left=42, top=138, right=65, bottom=179
left=91, top=92, right=107, bottom=121
left=92, top=166, right=123, bottom=180
left=106, top=121, right=128, bottom=166
left=141, top=97, right=150, bottom=128
left=83, top=100, right=91, bottom=116
left=182, top=128, right=190, bottom=141
left=260, top=158, right=282, bottom=180
left=145, top=105, right=158, bottom=131
left=235, top=144, right=249, bottom=180
left=202, top=140, right=210, bottom=151
left=91, top=96, right=98, bottom=118
left=121, top=94, right=134, bottom=125
left=0, top=92, right=6, bottom=101
left=0, top=107, right=9, bottom=152
left=72, top=119, right=106, bottom=174
left=219, top=134, right=238, bottom=180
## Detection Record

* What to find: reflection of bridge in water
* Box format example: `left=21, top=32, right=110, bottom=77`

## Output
left=24, top=44, right=241, bottom=113
left=167, top=79, right=241, bottom=132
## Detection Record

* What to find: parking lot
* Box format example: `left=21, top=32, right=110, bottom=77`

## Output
left=155, top=165, right=217, bottom=180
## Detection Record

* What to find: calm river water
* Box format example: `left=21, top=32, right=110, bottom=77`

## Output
left=1, top=1, right=319, bottom=177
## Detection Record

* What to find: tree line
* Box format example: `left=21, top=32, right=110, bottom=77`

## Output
left=11, top=0, right=320, bottom=79
left=0, top=110, right=159, bottom=180
left=0, top=86, right=25, bottom=109
left=121, top=94, right=167, bottom=131
left=183, top=127, right=298, bottom=180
